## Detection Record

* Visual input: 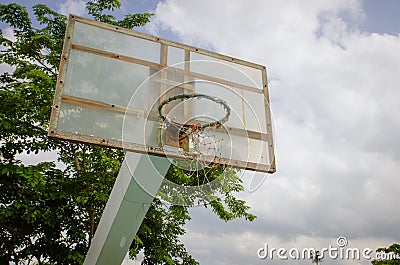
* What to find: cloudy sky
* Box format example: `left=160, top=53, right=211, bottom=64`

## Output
left=1, top=0, right=400, bottom=264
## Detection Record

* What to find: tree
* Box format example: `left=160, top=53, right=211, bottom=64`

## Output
left=372, top=244, right=400, bottom=265
left=310, top=250, right=323, bottom=265
left=0, top=1, right=256, bottom=264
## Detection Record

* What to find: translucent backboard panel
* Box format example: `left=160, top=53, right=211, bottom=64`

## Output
left=64, top=50, right=154, bottom=107
left=49, top=15, right=275, bottom=173
left=167, top=46, right=185, bottom=70
left=73, top=21, right=161, bottom=63
left=190, top=53, right=264, bottom=88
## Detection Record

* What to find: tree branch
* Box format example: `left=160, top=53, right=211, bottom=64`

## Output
left=74, top=155, right=81, bottom=171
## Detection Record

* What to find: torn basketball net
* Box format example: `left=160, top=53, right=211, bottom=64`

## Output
left=158, top=93, right=231, bottom=170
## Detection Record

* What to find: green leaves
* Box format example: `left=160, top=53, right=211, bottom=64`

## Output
left=130, top=199, right=199, bottom=265
left=118, top=13, right=153, bottom=29
left=0, top=4, right=31, bottom=32
left=0, top=161, right=85, bottom=264
left=86, top=0, right=152, bottom=29
left=87, top=0, right=122, bottom=14
left=372, top=244, right=400, bottom=265
left=17, top=165, right=46, bottom=189
left=0, top=4, right=63, bottom=163
left=86, top=0, right=122, bottom=24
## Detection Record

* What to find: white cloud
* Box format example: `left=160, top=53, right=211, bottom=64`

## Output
left=58, top=0, right=86, bottom=16
left=2, top=26, right=16, bottom=42
left=182, top=218, right=393, bottom=265
left=148, top=0, right=400, bottom=264
left=0, top=63, right=15, bottom=75
left=0, top=27, right=16, bottom=75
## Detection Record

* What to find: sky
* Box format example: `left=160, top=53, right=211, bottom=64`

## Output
left=1, top=0, right=400, bottom=265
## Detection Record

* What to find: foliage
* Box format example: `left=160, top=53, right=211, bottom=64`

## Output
left=372, top=244, right=400, bottom=265
left=0, top=1, right=256, bottom=264
left=86, top=0, right=153, bottom=28
left=161, top=165, right=256, bottom=222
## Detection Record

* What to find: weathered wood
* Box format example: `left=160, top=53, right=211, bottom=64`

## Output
left=262, top=67, right=276, bottom=173
left=72, top=15, right=265, bottom=70
left=49, top=130, right=273, bottom=173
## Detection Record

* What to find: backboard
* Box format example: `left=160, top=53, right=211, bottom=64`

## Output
left=48, top=15, right=275, bottom=173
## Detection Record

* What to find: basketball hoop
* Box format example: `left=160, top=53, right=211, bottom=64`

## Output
left=158, top=93, right=231, bottom=129
left=158, top=93, right=230, bottom=171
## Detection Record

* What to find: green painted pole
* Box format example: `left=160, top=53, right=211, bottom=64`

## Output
left=84, top=152, right=170, bottom=265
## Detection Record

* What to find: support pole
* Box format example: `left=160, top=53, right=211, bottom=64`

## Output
left=84, top=152, right=171, bottom=265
